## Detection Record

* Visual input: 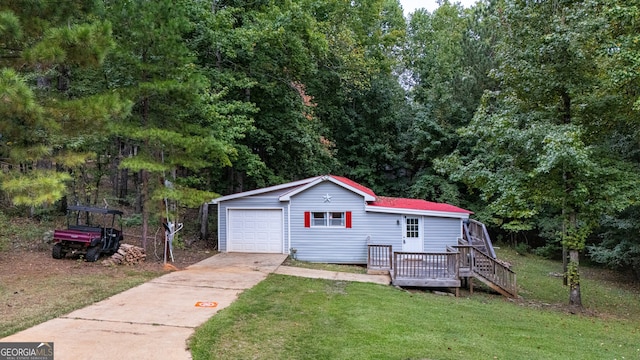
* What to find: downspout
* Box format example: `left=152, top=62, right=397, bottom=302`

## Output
left=287, top=202, right=291, bottom=254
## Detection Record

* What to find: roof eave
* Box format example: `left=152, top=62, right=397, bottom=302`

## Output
left=279, top=175, right=376, bottom=201
left=210, top=176, right=321, bottom=204
left=365, top=205, right=471, bottom=219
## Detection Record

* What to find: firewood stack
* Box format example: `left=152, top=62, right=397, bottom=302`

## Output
left=102, top=244, right=146, bottom=266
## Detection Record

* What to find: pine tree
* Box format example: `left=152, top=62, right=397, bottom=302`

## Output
left=0, top=2, right=128, bottom=211
left=102, top=0, right=255, bottom=248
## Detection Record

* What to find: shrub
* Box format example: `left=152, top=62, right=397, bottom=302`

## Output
left=514, top=242, right=530, bottom=255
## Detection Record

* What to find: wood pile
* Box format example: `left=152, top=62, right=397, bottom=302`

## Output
left=102, top=244, right=146, bottom=266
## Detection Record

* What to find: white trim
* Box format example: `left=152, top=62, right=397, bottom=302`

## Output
left=226, top=206, right=284, bottom=211
left=210, top=176, right=321, bottom=204
left=365, top=205, right=470, bottom=219
left=279, top=175, right=376, bottom=202
left=216, top=202, right=222, bottom=251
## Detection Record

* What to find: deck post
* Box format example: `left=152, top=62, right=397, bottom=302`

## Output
left=469, top=277, right=473, bottom=295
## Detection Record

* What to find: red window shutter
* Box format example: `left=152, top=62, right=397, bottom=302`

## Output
left=304, top=211, right=310, bottom=228
left=346, top=211, right=352, bottom=228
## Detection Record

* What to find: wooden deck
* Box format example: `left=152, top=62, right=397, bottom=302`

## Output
left=367, top=235, right=517, bottom=298
left=391, top=249, right=460, bottom=288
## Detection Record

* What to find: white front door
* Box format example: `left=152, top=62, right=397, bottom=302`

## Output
left=402, top=216, right=423, bottom=252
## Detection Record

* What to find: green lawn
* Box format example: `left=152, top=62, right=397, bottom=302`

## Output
left=189, top=249, right=640, bottom=360
left=501, top=248, right=640, bottom=319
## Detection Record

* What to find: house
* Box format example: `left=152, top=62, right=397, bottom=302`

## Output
left=211, top=174, right=472, bottom=263
left=212, top=174, right=517, bottom=297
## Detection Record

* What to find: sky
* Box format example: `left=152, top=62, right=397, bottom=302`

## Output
left=399, top=0, right=477, bottom=16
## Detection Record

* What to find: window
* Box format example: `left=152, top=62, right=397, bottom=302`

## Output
left=312, top=212, right=344, bottom=227
left=305, top=211, right=352, bottom=228
left=312, top=212, right=328, bottom=227
left=329, top=212, right=344, bottom=227
left=406, top=217, right=419, bottom=238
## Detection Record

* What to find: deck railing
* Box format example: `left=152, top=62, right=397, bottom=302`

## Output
left=463, top=219, right=496, bottom=258
left=455, top=241, right=472, bottom=275
left=454, top=244, right=517, bottom=297
left=366, top=239, right=516, bottom=298
left=367, top=244, right=393, bottom=271
left=392, top=251, right=459, bottom=281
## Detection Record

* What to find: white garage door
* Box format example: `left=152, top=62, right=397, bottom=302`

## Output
left=228, top=209, right=283, bottom=253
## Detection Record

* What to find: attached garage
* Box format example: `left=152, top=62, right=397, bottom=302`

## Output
left=227, top=209, right=283, bottom=253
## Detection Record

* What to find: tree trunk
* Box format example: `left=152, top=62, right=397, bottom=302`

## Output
left=141, top=169, right=148, bottom=251
left=118, top=168, right=129, bottom=204
left=568, top=249, right=582, bottom=309
left=199, top=203, right=209, bottom=240
left=140, top=49, right=150, bottom=252
left=562, top=245, right=568, bottom=286
left=134, top=170, right=142, bottom=213
left=113, top=140, right=130, bottom=205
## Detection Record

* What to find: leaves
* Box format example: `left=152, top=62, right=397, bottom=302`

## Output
left=0, top=171, right=71, bottom=206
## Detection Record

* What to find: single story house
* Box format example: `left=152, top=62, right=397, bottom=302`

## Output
left=211, top=175, right=473, bottom=264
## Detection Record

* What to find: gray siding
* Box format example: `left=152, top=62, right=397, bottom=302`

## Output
left=290, top=182, right=370, bottom=263
left=218, top=195, right=289, bottom=253
left=423, top=217, right=462, bottom=252
left=217, top=180, right=465, bottom=261
left=365, top=212, right=404, bottom=254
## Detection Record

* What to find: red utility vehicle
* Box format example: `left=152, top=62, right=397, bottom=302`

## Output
left=52, top=205, right=123, bottom=262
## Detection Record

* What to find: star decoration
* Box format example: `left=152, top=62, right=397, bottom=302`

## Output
left=323, top=193, right=332, bottom=203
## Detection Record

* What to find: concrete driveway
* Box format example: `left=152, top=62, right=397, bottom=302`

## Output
left=1, top=253, right=287, bottom=360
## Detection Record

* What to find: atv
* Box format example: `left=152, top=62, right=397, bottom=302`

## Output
left=52, top=205, right=124, bottom=262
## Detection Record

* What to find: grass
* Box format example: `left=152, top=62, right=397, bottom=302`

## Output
left=189, top=248, right=640, bottom=360
left=283, top=257, right=367, bottom=274
left=0, top=268, right=162, bottom=338
left=500, top=247, right=640, bottom=320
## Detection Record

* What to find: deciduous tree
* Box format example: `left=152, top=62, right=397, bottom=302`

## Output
left=438, top=0, right=640, bottom=308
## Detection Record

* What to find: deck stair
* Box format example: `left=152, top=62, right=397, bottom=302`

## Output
left=366, top=220, right=517, bottom=298
left=463, top=219, right=496, bottom=258
left=454, top=243, right=516, bottom=297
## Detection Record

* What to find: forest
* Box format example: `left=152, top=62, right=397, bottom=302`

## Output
left=1, top=0, right=640, bottom=296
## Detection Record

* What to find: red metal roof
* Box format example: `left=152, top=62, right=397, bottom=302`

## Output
left=329, top=175, right=471, bottom=214
left=329, top=175, right=377, bottom=198
left=369, top=196, right=473, bottom=214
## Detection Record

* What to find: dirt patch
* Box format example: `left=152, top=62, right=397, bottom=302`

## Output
left=0, top=241, right=215, bottom=278
left=1, top=223, right=217, bottom=277
left=0, top=220, right=217, bottom=337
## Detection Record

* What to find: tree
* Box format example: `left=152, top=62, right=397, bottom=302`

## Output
left=404, top=1, right=498, bottom=205
left=0, top=2, right=128, bottom=211
left=438, top=0, right=640, bottom=308
left=583, top=0, right=640, bottom=279
left=187, top=0, right=339, bottom=192
left=307, top=0, right=411, bottom=195
left=102, top=0, right=255, bottom=248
